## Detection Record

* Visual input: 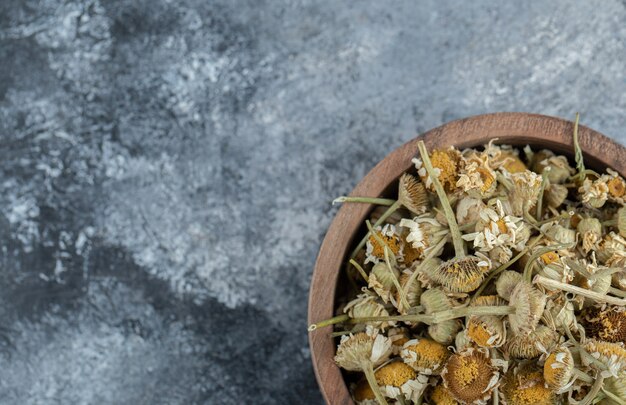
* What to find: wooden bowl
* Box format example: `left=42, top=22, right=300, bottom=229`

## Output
left=307, top=112, right=626, bottom=404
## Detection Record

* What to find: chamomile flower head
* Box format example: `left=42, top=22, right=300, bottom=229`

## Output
left=388, top=327, right=411, bottom=355
left=344, top=293, right=394, bottom=330
left=583, top=339, right=626, bottom=378
left=577, top=217, right=603, bottom=254
left=530, top=149, right=573, bottom=184
left=413, top=147, right=462, bottom=192
left=543, top=346, right=574, bottom=392
left=393, top=271, right=422, bottom=314
left=605, top=168, right=626, bottom=204
left=544, top=183, right=569, bottom=209
left=365, top=224, right=403, bottom=264
left=400, top=215, right=448, bottom=260
left=597, top=232, right=626, bottom=264
left=441, top=347, right=500, bottom=404
left=398, top=173, right=430, bottom=215
left=457, top=151, right=498, bottom=199
left=375, top=361, right=429, bottom=402
left=368, top=261, right=400, bottom=304
left=424, top=255, right=491, bottom=293
left=486, top=142, right=527, bottom=174
left=543, top=293, right=576, bottom=333
left=401, top=337, right=450, bottom=375
left=462, top=199, right=522, bottom=253
left=496, top=271, right=523, bottom=301
left=430, top=384, right=460, bottom=405
left=504, top=326, right=557, bottom=359
left=466, top=315, right=507, bottom=348
left=508, top=282, right=547, bottom=335
left=500, top=367, right=555, bottom=405
left=583, top=306, right=626, bottom=344
left=580, top=177, right=610, bottom=209
left=334, top=331, right=393, bottom=371
left=505, top=170, right=544, bottom=216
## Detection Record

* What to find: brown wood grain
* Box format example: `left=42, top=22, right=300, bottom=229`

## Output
left=307, top=112, right=626, bottom=405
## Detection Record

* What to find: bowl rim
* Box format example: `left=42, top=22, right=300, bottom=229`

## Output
left=307, top=112, right=626, bottom=405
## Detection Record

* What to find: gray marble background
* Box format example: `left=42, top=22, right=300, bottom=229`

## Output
left=0, top=1, right=624, bottom=404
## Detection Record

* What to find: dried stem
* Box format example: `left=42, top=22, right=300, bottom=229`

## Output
left=350, top=259, right=369, bottom=283
left=308, top=314, right=350, bottom=331
left=417, top=141, right=465, bottom=258
left=523, top=243, right=574, bottom=282
left=534, top=275, right=626, bottom=306
left=333, top=196, right=396, bottom=206
left=361, top=361, right=389, bottom=405
left=578, top=373, right=604, bottom=405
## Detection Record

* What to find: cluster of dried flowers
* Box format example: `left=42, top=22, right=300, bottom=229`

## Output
left=310, top=118, right=626, bottom=404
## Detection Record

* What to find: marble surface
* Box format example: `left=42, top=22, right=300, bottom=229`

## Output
left=0, top=1, right=625, bottom=403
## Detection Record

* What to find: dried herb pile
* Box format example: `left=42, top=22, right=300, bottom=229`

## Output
left=310, top=116, right=626, bottom=404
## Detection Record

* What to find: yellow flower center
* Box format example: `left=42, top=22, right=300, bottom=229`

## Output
left=508, top=372, right=553, bottom=405
left=369, top=231, right=401, bottom=258
left=430, top=149, right=459, bottom=191
left=467, top=319, right=494, bottom=347
left=402, top=235, right=423, bottom=264
left=608, top=177, right=626, bottom=197
left=375, top=362, right=417, bottom=387
left=540, top=251, right=559, bottom=265
left=476, top=167, right=495, bottom=192
left=543, top=353, right=566, bottom=388
left=406, top=339, right=449, bottom=370
left=454, top=357, right=479, bottom=388
left=431, top=385, right=458, bottom=405
left=494, top=218, right=508, bottom=234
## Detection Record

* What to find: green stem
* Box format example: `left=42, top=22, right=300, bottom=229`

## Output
left=348, top=305, right=515, bottom=326
left=523, top=243, right=574, bottom=282
left=308, top=314, right=350, bottom=331
left=572, top=368, right=594, bottom=384
left=601, top=388, right=626, bottom=405
left=579, top=374, right=604, bottom=405
left=349, top=259, right=369, bottom=283
left=572, top=112, right=586, bottom=183
left=361, top=361, right=389, bottom=405
left=350, top=200, right=403, bottom=259
left=609, top=287, right=626, bottom=298
left=384, top=246, right=410, bottom=311
left=534, top=275, right=626, bottom=306
left=333, top=196, right=396, bottom=206
left=417, top=141, right=465, bottom=258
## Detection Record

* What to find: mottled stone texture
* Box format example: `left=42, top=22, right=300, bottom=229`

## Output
left=0, top=0, right=624, bottom=403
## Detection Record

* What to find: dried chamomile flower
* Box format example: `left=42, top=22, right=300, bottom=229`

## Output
left=457, top=151, right=498, bottom=199
left=604, top=169, right=626, bottom=204
left=401, top=337, right=450, bottom=375
left=388, top=327, right=411, bottom=355
left=466, top=315, right=506, bottom=348
left=413, top=147, right=462, bottom=192
left=617, top=206, right=626, bottom=238
left=335, top=331, right=393, bottom=404
left=393, top=271, right=422, bottom=314
left=344, top=293, right=394, bottom=330
left=365, top=224, right=403, bottom=264
left=583, top=339, right=626, bottom=378
left=496, top=270, right=523, bottom=301
left=543, top=293, right=576, bottom=333
left=399, top=215, right=448, bottom=260
left=583, top=306, right=626, bottom=343
left=455, top=329, right=473, bottom=352
left=597, top=232, right=626, bottom=264
left=543, top=346, right=574, bottom=392
left=441, top=347, right=500, bottom=404
left=577, top=217, right=603, bottom=254
left=612, top=267, right=626, bottom=292
left=424, top=255, right=491, bottom=294
left=398, top=173, right=431, bottom=215
left=456, top=196, right=486, bottom=228
left=531, top=149, right=574, bottom=184
left=486, top=142, right=527, bottom=174
left=462, top=199, right=525, bottom=255
left=580, top=177, right=610, bottom=209
left=542, top=223, right=576, bottom=245
left=375, top=361, right=429, bottom=402
left=544, top=183, right=569, bottom=209
left=369, top=261, right=400, bottom=303
left=503, top=170, right=543, bottom=216
left=500, top=367, right=555, bottom=405
left=430, top=384, right=460, bottom=405
left=504, top=325, right=557, bottom=359
left=603, top=376, right=626, bottom=404
left=420, top=288, right=462, bottom=345
left=508, top=282, right=547, bottom=335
